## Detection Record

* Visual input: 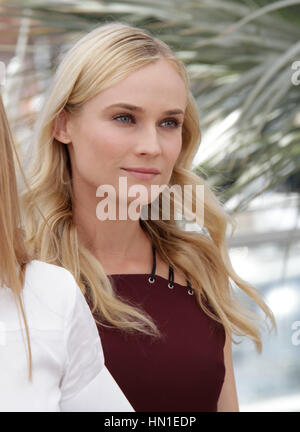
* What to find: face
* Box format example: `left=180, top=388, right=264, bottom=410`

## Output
left=55, top=59, right=187, bottom=209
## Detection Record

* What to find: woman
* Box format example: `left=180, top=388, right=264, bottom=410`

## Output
left=21, top=22, right=276, bottom=412
left=0, top=91, right=133, bottom=412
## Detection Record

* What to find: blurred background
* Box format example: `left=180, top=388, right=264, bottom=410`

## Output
left=0, top=0, right=299, bottom=411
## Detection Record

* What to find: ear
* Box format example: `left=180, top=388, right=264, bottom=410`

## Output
left=53, top=110, right=72, bottom=144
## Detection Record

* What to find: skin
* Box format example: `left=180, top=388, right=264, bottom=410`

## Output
left=54, top=58, right=239, bottom=411
left=55, top=59, right=187, bottom=281
left=217, top=332, right=240, bottom=412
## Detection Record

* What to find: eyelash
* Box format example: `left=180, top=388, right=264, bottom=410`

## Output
left=113, top=113, right=182, bottom=129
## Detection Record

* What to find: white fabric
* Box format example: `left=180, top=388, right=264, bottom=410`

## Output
left=60, top=366, right=134, bottom=412
left=0, top=260, right=133, bottom=412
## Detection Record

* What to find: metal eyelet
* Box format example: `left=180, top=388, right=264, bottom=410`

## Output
left=168, top=282, right=174, bottom=289
left=188, top=288, right=194, bottom=295
left=148, top=276, right=155, bottom=283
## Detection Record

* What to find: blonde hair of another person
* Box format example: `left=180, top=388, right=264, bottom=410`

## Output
left=21, top=21, right=276, bottom=352
left=0, top=93, right=33, bottom=380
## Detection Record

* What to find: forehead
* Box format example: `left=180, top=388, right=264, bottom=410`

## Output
left=88, top=59, right=187, bottom=111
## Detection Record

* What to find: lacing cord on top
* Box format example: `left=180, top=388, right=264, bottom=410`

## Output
left=148, top=245, right=194, bottom=295
left=148, top=244, right=156, bottom=284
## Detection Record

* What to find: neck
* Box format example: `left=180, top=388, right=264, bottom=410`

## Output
left=73, top=191, right=152, bottom=270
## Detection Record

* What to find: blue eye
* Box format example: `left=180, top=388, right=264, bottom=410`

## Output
left=114, top=114, right=134, bottom=124
left=113, top=113, right=181, bottom=128
left=162, top=119, right=180, bottom=128
left=113, top=114, right=135, bottom=124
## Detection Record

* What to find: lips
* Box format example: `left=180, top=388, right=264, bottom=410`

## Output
left=120, top=168, right=160, bottom=180
left=122, top=167, right=160, bottom=174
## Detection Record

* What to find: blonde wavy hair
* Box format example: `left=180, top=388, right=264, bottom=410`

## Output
left=21, top=21, right=276, bottom=352
left=0, top=92, right=33, bottom=379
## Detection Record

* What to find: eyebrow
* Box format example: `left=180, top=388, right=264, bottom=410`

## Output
left=104, top=103, right=185, bottom=116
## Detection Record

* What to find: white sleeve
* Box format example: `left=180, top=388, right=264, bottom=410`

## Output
left=59, top=281, right=105, bottom=405
left=60, top=366, right=134, bottom=412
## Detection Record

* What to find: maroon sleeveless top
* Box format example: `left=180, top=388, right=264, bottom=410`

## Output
left=96, top=245, right=226, bottom=412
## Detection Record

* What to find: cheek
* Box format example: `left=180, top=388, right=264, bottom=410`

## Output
left=86, top=125, right=131, bottom=162
left=70, top=123, right=130, bottom=183
left=73, top=124, right=119, bottom=160
left=159, top=139, right=181, bottom=186
left=165, top=136, right=182, bottom=166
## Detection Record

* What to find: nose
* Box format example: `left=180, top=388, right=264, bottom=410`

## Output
left=134, top=125, right=162, bottom=156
